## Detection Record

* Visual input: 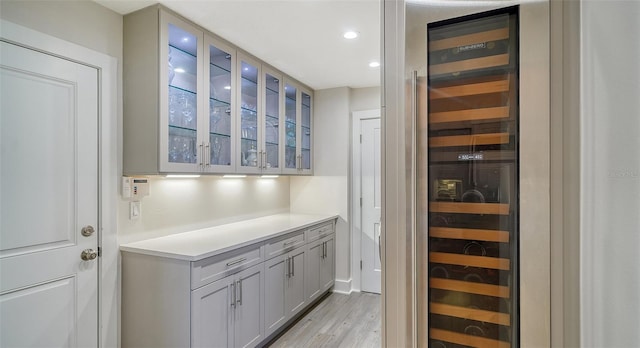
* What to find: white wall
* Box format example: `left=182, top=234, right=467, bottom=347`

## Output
left=291, top=86, right=380, bottom=292
left=119, top=176, right=290, bottom=243
left=581, top=1, right=640, bottom=346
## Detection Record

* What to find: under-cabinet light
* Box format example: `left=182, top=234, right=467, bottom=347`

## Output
left=174, top=67, right=186, bottom=73
left=261, top=175, right=279, bottom=179
left=369, top=61, right=380, bottom=68
left=166, top=174, right=200, bottom=178
left=343, top=31, right=359, bottom=39
left=223, top=175, right=246, bottom=178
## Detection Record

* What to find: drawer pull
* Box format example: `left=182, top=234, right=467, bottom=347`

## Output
left=226, top=257, right=247, bottom=267
left=283, top=240, right=297, bottom=246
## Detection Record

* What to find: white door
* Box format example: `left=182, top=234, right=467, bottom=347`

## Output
left=0, top=41, right=99, bottom=347
left=361, top=118, right=382, bottom=294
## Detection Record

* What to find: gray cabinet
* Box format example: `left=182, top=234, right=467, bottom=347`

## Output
left=282, top=80, right=313, bottom=175
left=264, top=245, right=306, bottom=337
left=305, top=233, right=335, bottom=302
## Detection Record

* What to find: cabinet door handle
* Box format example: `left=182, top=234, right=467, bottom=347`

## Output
left=199, top=143, right=204, bottom=166
left=262, top=151, right=267, bottom=169
left=205, top=143, right=210, bottom=166
left=237, top=280, right=242, bottom=306
left=226, top=257, right=247, bottom=267
left=230, top=282, right=236, bottom=308
left=292, top=256, right=295, bottom=277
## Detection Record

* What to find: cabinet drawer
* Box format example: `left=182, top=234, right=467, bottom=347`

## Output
left=264, top=231, right=305, bottom=260
left=191, top=244, right=262, bottom=289
left=305, top=222, right=334, bottom=243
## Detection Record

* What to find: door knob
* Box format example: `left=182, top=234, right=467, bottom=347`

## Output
left=81, top=249, right=98, bottom=261
left=81, top=225, right=95, bottom=237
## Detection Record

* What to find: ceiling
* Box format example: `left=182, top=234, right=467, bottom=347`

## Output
left=95, top=0, right=381, bottom=90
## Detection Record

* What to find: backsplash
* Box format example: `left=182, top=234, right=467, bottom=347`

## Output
left=118, top=176, right=290, bottom=244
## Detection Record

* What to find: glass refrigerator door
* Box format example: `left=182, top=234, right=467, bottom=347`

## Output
left=421, top=8, right=519, bottom=347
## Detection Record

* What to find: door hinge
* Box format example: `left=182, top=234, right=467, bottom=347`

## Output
left=97, top=247, right=102, bottom=257
left=360, top=260, right=363, bottom=269
left=360, top=197, right=362, bottom=206
left=360, top=134, right=362, bottom=143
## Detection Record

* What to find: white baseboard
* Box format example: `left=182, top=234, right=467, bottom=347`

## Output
left=332, top=278, right=353, bottom=294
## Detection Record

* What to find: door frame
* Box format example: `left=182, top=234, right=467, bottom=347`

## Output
left=0, top=20, right=118, bottom=348
left=350, top=109, right=381, bottom=293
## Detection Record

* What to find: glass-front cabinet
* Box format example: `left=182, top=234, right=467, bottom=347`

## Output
left=262, top=68, right=283, bottom=173
left=283, top=81, right=313, bottom=174
left=161, top=13, right=204, bottom=173
left=205, top=37, right=235, bottom=171
left=123, top=6, right=312, bottom=176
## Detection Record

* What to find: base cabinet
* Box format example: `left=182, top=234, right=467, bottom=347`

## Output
left=305, top=233, right=335, bottom=302
left=121, top=217, right=335, bottom=348
left=264, top=246, right=306, bottom=338
left=191, top=263, right=263, bottom=348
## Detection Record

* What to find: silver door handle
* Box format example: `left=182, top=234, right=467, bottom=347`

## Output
left=230, top=282, right=236, bottom=308
left=205, top=143, right=210, bottom=166
left=81, top=225, right=95, bottom=237
left=237, top=280, right=242, bottom=305
left=291, top=256, right=295, bottom=277
left=80, top=249, right=98, bottom=261
left=286, top=257, right=290, bottom=278
left=377, top=222, right=381, bottom=262
left=199, top=143, right=204, bottom=166
left=262, top=151, right=267, bottom=169
left=322, top=241, right=326, bottom=259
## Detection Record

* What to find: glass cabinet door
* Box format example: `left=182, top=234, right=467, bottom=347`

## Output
left=238, top=57, right=260, bottom=172
left=420, top=8, right=519, bottom=347
left=206, top=39, right=234, bottom=171
left=284, top=83, right=297, bottom=171
left=300, top=91, right=312, bottom=172
left=166, top=22, right=200, bottom=168
left=263, top=71, right=281, bottom=172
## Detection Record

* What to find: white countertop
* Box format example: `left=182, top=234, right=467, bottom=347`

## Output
left=119, top=213, right=338, bottom=261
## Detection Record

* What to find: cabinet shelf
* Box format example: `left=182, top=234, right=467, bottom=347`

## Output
left=430, top=252, right=510, bottom=270
left=430, top=106, right=509, bottom=124
left=429, top=227, right=509, bottom=243
left=169, top=44, right=196, bottom=59
left=241, top=76, right=258, bottom=85
left=430, top=79, right=510, bottom=100
left=429, top=202, right=510, bottom=215
left=210, top=132, right=231, bottom=138
left=210, top=97, right=230, bottom=106
left=430, top=54, right=510, bottom=76
left=169, top=124, right=197, bottom=133
left=429, top=28, right=510, bottom=52
left=430, top=278, right=510, bottom=298
left=210, top=62, right=231, bottom=74
left=169, top=84, right=197, bottom=96
left=430, top=328, right=510, bottom=348
left=241, top=105, right=258, bottom=113
left=430, top=302, right=511, bottom=326
left=429, top=132, right=510, bottom=148
left=266, top=86, right=279, bottom=94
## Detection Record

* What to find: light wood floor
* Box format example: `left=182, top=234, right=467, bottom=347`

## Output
left=266, top=292, right=381, bottom=348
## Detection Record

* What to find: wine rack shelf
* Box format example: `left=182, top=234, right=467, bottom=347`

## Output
left=430, top=54, right=510, bottom=76
left=429, top=28, right=510, bottom=52
left=430, top=302, right=511, bottom=326
left=429, top=79, right=510, bottom=100
left=430, top=328, right=510, bottom=348
left=430, top=278, right=510, bottom=298
left=429, top=106, right=509, bottom=124
left=429, top=227, right=510, bottom=243
left=430, top=252, right=510, bottom=270
left=429, top=202, right=510, bottom=215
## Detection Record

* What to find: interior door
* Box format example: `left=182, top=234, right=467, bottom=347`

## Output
left=0, top=41, right=99, bottom=347
left=361, top=117, right=382, bottom=294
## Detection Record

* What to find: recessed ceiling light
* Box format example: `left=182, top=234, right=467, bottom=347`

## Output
left=343, top=31, right=359, bottom=39
left=174, top=67, right=186, bottom=73
left=369, top=61, right=380, bottom=68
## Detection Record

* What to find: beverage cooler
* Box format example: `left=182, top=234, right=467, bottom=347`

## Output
left=385, top=1, right=551, bottom=347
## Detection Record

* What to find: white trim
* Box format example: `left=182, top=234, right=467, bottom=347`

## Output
left=332, top=278, right=353, bottom=295
left=350, top=109, right=381, bottom=294
left=0, top=20, right=119, bottom=348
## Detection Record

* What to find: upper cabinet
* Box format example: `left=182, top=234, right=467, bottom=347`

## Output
left=123, top=5, right=313, bottom=176
left=283, top=81, right=313, bottom=175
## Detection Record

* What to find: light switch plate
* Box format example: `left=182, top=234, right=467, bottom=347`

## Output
left=130, top=201, right=141, bottom=220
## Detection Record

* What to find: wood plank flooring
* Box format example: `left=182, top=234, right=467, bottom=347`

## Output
left=266, top=292, right=381, bottom=348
